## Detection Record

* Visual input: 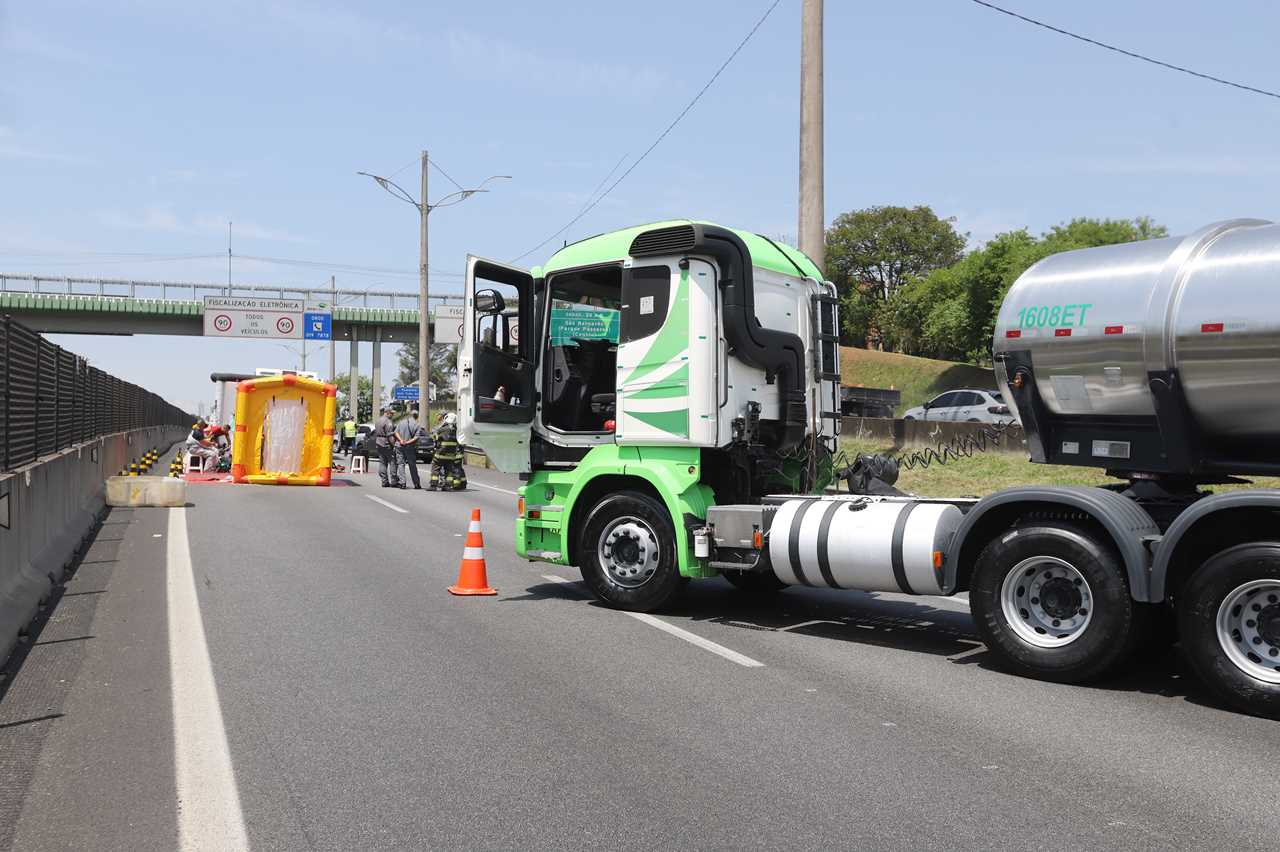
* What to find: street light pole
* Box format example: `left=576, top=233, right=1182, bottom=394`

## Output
left=419, top=150, right=431, bottom=428
left=358, top=161, right=510, bottom=428
left=276, top=343, right=305, bottom=372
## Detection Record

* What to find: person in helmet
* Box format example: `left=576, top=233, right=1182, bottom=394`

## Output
left=429, top=412, right=466, bottom=491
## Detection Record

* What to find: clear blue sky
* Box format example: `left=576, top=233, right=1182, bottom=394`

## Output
left=3, top=0, right=1278, bottom=413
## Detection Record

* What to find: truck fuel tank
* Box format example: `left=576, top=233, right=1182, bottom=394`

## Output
left=766, top=497, right=962, bottom=595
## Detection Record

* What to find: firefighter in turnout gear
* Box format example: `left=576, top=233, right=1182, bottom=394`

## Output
left=429, top=413, right=467, bottom=491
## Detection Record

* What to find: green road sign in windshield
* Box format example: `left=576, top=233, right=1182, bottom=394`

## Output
left=549, top=300, right=620, bottom=346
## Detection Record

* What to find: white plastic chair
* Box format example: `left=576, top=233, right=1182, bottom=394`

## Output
left=350, top=455, right=367, bottom=474
left=183, top=453, right=204, bottom=475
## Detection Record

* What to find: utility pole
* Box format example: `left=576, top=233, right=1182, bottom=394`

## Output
left=227, top=221, right=233, bottom=288
left=328, top=275, right=337, bottom=382
left=419, top=150, right=431, bottom=428
left=798, top=0, right=825, bottom=275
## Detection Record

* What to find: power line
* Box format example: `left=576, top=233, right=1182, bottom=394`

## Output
left=971, top=0, right=1280, bottom=100
left=510, top=0, right=783, bottom=263
left=235, top=253, right=465, bottom=279
left=386, top=155, right=420, bottom=180
left=574, top=152, right=630, bottom=219
left=427, top=157, right=465, bottom=192
left=1, top=249, right=197, bottom=258
left=0, top=253, right=224, bottom=267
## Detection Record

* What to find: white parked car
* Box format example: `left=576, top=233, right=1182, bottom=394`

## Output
left=902, top=389, right=1015, bottom=424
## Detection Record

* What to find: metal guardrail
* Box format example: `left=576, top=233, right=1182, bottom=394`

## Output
left=0, top=273, right=463, bottom=311
left=0, top=314, right=195, bottom=472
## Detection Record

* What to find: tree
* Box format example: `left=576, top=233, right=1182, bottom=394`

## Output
left=337, top=375, right=378, bottom=422
left=825, top=205, right=967, bottom=347
left=880, top=216, right=1169, bottom=363
left=395, top=342, right=458, bottom=395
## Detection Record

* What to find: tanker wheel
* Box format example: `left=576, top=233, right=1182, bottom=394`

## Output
left=1177, top=543, right=1280, bottom=719
left=579, top=491, right=684, bottom=613
left=970, top=522, right=1143, bottom=683
left=723, top=570, right=787, bottom=596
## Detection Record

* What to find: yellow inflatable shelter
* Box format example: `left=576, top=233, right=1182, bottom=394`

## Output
left=231, top=374, right=337, bottom=485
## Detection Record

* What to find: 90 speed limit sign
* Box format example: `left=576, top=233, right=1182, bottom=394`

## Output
left=202, top=296, right=306, bottom=339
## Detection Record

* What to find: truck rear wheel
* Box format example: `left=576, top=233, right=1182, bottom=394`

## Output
left=1177, top=543, right=1280, bottom=719
left=579, top=491, right=684, bottom=612
left=970, top=522, right=1141, bottom=683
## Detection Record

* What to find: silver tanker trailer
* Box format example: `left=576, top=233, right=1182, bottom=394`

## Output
left=706, top=218, right=1280, bottom=718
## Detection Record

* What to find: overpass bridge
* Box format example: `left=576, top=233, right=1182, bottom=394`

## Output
left=0, top=273, right=462, bottom=340
left=1, top=273, right=466, bottom=412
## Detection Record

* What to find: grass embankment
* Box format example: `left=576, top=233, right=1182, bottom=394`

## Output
left=840, top=438, right=1280, bottom=498
left=841, top=347, right=994, bottom=412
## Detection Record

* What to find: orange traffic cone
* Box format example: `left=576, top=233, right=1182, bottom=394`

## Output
left=449, top=508, right=497, bottom=596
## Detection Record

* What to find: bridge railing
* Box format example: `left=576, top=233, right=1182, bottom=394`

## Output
left=0, top=274, right=464, bottom=310
left=1, top=315, right=195, bottom=472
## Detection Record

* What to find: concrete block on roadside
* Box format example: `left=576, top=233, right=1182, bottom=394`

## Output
left=105, top=476, right=186, bottom=508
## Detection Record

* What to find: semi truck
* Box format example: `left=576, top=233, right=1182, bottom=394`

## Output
left=459, top=218, right=1280, bottom=718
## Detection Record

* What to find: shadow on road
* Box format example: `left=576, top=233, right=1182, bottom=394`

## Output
left=514, top=574, right=1234, bottom=714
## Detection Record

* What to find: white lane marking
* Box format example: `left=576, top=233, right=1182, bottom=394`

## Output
left=780, top=619, right=843, bottom=632
left=542, top=574, right=764, bottom=668
left=470, top=481, right=518, bottom=496
left=365, top=494, right=409, bottom=514
left=167, top=507, right=250, bottom=851
left=627, top=611, right=765, bottom=668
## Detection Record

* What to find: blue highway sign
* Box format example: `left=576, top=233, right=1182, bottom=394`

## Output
left=304, top=312, right=332, bottom=340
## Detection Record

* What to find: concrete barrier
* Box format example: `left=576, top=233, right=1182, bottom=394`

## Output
left=463, top=449, right=494, bottom=470
left=840, top=416, right=1027, bottom=454
left=0, top=426, right=188, bottom=663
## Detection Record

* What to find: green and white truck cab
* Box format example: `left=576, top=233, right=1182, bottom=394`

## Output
left=459, top=220, right=841, bottom=608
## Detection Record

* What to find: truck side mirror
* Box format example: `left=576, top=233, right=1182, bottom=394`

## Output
left=474, top=289, right=505, bottom=315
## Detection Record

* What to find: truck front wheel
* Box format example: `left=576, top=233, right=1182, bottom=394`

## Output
left=1177, top=543, right=1280, bottom=719
left=579, top=491, right=684, bottom=612
left=970, top=522, right=1141, bottom=683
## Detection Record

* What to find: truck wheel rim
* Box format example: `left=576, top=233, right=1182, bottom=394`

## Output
left=1000, top=556, right=1094, bottom=648
left=1215, top=579, right=1280, bottom=684
left=598, top=516, right=660, bottom=589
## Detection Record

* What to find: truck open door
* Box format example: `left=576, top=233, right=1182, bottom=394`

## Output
left=458, top=255, right=535, bottom=473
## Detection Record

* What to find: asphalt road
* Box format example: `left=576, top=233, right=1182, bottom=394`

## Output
left=3, top=462, right=1279, bottom=851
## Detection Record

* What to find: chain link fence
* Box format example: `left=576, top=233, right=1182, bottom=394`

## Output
left=1, top=314, right=195, bottom=472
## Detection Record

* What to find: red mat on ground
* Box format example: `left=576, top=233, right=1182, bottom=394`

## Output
left=182, top=472, right=355, bottom=486
left=184, top=472, right=235, bottom=484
